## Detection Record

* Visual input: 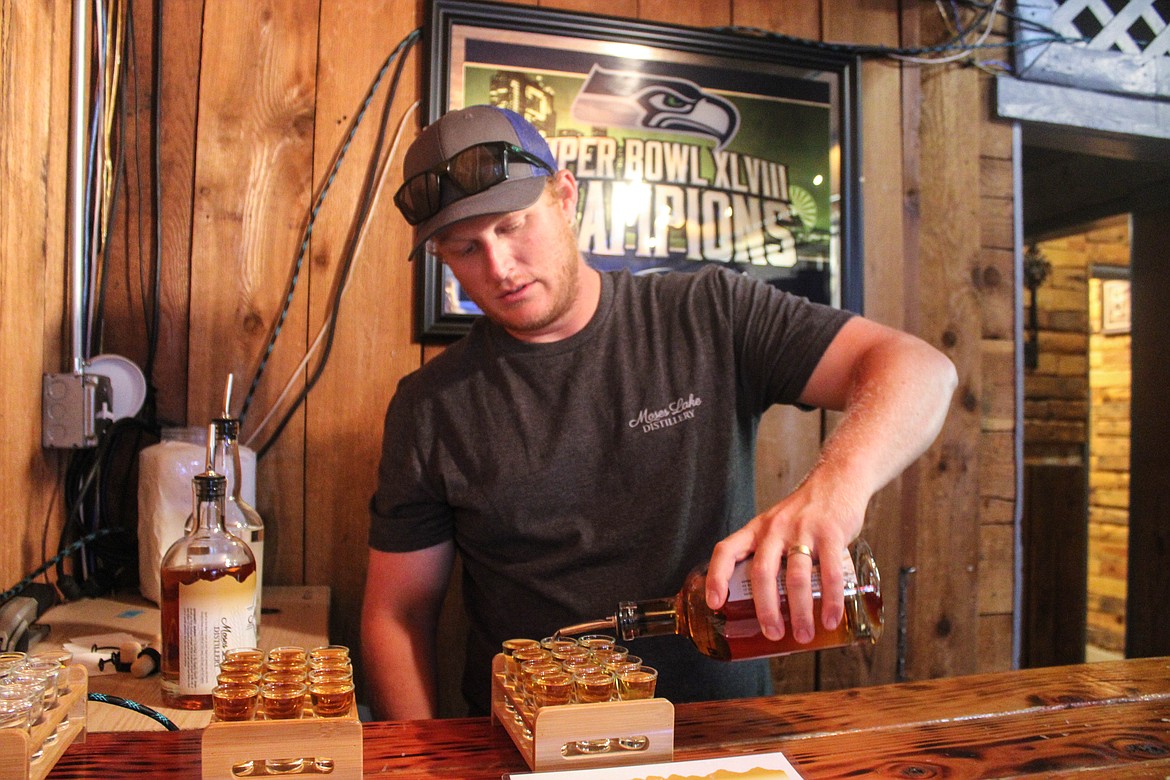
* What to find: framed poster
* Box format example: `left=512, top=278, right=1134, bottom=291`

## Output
left=1101, top=278, right=1131, bottom=334
left=418, top=0, right=861, bottom=339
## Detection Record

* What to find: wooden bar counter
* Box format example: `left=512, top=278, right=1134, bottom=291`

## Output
left=45, top=657, right=1170, bottom=778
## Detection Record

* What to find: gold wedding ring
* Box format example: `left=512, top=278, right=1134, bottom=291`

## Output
left=786, top=544, right=813, bottom=558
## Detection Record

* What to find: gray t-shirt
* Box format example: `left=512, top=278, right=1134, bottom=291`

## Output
left=370, top=265, right=852, bottom=713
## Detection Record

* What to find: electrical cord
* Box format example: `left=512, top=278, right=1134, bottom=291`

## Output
left=718, top=0, right=1088, bottom=66
left=890, top=0, right=1002, bottom=65
left=87, top=693, right=179, bottom=731
left=3, top=526, right=119, bottom=606
left=242, top=99, right=420, bottom=452
left=237, top=27, right=422, bottom=427
left=248, top=29, right=420, bottom=460
left=54, top=416, right=155, bottom=600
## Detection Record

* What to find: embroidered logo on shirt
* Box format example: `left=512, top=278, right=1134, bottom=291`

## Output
left=628, top=394, right=702, bottom=433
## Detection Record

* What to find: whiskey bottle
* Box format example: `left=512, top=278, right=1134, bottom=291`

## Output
left=210, top=416, right=265, bottom=628
left=160, top=468, right=258, bottom=709
left=557, top=540, right=882, bottom=662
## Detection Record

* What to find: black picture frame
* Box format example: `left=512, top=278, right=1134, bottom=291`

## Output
left=417, top=0, right=862, bottom=340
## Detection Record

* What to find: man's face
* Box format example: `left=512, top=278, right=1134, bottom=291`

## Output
left=429, top=172, right=592, bottom=343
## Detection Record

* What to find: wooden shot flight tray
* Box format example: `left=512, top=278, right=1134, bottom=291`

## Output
left=0, top=664, right=88, bottom=780
left=201, top=700, right=362, bottom=779
left=490, top=654, right=674, bottom=773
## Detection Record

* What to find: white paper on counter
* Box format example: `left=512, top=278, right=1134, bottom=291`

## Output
left=504, top=749, right=804, bottom=779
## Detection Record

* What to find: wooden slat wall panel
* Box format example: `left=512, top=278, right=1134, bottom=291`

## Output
left=0, top=0, right=71, bottom=586
left=187, top=0, right=320, bottom=584
left=152, top=0, right=205, bottom=426
left=732, top=0, right=820, bottom=35
left=908, top=54, right=984, bottom=680
left=977, top=28, right=1019, bottom=671
left=306, top=0, right=425, bottom=657
left=541, top=0, right=638, bottom=16
left=638, top=0, right=729, bottom=27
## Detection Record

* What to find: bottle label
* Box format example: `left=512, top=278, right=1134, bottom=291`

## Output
left=728, top=547, right=858, bottom=603
left=177, top=575, right=257, bottom=694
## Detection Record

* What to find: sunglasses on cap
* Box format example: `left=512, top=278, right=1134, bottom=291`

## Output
left=394, top=141, right=555, bottom=226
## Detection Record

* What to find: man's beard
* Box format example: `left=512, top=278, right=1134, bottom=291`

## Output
left=495, top=218, right=581, bottom=337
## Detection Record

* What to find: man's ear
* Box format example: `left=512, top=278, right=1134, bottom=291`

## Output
left=551, top=169, right=579, bottom=221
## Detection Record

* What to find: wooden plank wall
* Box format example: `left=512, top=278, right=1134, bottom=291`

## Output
left=0, top=0, right=72, bottom=599
left=3, top=0, right=1018, bottom=709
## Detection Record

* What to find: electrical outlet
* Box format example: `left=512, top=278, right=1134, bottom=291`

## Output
left=42, top=371, right=113, bottom=448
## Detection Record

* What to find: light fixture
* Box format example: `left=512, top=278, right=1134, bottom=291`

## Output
left=1023, top=244, right=1052, bottom=371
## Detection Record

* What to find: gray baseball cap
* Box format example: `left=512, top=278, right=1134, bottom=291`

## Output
left=397, top=105, right=557, bottom=259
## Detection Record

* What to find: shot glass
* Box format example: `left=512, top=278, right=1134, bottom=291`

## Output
left=0, top=683, right=43, bottom=726
left=559, top=657, right=602, bottom=677
left=220, top=658, right=264, bottom=675
left=309, top=680, right=355, bottom=717
left=7, top=669, right=56, bottom=710
left=616, top=665, right=658, bottom=701
left=517, top=659, right=561, bottom=715
left=605, top=655, right=643, bottom=676
left=530, top=669, right=573, bottom=712
left=539, top=637, right=580, bottom=656
left=30, top=650, right=73, bottom=695
left=212, top=683, right=259, bottom=722
left=573, top=669, right=616, bottom=704
left=577, top=634, right=616, bottom=653
left=592, top=646, right=629, bottom=668
left=223, top=647, right=265, bottom=667
left=551, top=644, right=590, bottom=665
left=261, top=681, right=307, bottom=719
left=217, top=669, right=262, bottom=686
left=0, top=697, right=33, bottom=732
left=0, top=652, right=26, bottom=670
left=508, top=646, right=551, bottom=688
left=20, top=658, right=62, bottom=707
left=267, top=646, right=308, bottom=665
left=307, top=645, right=350, bottom=669
left=308, top=666, right=353, bottom=685
left=263, top=668, right=307, bottom=685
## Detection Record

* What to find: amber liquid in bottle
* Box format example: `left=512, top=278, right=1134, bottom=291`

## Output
left=559, top=540, right=883, bottom=662
left=160, top=467, right=258, bottom=709
left=161, top=562, right=257, bottom=709
left=670, top=565, right=883, bottom=660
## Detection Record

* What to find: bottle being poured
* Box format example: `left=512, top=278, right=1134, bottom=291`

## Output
left=557, top=540, right=883, bottom=662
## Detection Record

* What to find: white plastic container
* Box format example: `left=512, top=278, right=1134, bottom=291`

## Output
left=137, top=427, right=257, bottom=604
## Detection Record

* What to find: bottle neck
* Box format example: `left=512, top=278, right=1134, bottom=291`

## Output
left=556, top=596, right=682, bottom=643
left=191, top=475, right=228, bottom=535
left=211, top=419, right=244, bottom=502
left=616, top=597, right=680, bottom=640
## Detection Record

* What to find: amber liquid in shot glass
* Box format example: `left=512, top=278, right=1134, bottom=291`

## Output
left=616, top=666, right=658, bottom=700
left=261, top=682, right=306, bottom=719
left=310, top=680, right=354, bottom=717
left=573, top=670, right=616, bottom=704
left=212, top=683, right=259, bottom=722
left=530, top=670, right=573, bottom=711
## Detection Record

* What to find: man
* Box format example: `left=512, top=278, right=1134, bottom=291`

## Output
left=363, top=105, right=956, bottom=719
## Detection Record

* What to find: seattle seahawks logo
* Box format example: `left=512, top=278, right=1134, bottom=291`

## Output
left=571, top=65, right=740, bottom=150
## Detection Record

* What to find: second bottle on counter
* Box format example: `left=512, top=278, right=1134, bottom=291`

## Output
left=209, top=415, right=265, bottom=627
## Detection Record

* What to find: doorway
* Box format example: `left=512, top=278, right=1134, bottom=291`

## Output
left=1021, top=217, right=1130, bottom=666
left=1019, top=131, right=1170, bottom=667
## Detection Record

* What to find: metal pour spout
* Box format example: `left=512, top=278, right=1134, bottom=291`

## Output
left=554, top=616, right=617, bottom=640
